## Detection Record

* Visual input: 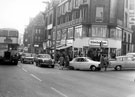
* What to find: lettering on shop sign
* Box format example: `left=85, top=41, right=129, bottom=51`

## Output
left=89, top=40, right=108, bottom=46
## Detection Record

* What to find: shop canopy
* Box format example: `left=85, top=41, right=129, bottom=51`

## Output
left=56, top=45, right=71, bottom=50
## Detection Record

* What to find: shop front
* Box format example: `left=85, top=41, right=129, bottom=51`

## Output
left=73, top=37, right=122, bottom=60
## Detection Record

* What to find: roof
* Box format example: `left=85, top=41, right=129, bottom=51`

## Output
left=0, top=28, right=18, bottom=31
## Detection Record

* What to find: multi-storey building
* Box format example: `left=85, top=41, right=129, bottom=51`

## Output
left=44, top=0, right=59, bottom=54
left=23, top=12, right=45, bottom=53
left=51, top=0, right=133, bottom=60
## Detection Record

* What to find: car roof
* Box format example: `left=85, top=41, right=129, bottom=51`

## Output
left=116, top=55, right=133, bottom=58
left=126, top=53, right=135, bottom=55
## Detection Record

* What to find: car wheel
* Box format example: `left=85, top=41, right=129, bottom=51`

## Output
left=115, top=65, right=122, bottom=71
left=90, top=65, right=96, bottom=71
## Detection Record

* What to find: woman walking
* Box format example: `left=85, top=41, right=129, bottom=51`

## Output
left=59, top=54, right=64, bottom=70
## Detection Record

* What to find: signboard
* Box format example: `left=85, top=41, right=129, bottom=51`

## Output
left=89, top=40, right=108, bottom=46
left=34, top=44, right=39, bottom=47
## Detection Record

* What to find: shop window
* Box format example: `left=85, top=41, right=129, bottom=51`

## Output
left=67, top=27, right=73, bottom=39
left=95, top=7, right=104, bottom=22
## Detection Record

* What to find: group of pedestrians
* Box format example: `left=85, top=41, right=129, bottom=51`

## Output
left=58, top=54, right=70, bottom=70
left=100, top=54, right=109, bottom=71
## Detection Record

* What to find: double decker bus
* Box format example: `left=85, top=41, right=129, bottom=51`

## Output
left=0, top=28, right=19, bottom=65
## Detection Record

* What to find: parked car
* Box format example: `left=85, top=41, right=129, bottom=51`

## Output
left=69, top=57, right=101, bottom=71
left=35, top=54, right=54, bottom=68
left=126, top=53, right=135, bottom=58
left=109, top=56, right=135, bottom=70
left=21, top=53, right=35, bottom=64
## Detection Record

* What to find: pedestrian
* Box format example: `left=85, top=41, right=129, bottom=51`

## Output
left=58, top=54, right=64, bottom=70
left=100, top=54, right=105, bottom=71
left=65, top=55, right=70, bottom=69
left=104, top=55, right=109, bottom=71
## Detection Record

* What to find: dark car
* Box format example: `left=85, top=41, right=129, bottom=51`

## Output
left=35, top=54, right=54, bottom=68
left=21, top=53, right=35, bottom=64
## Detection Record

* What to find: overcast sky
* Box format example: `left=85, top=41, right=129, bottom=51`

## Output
left=0, top=0, right=49, bottom=34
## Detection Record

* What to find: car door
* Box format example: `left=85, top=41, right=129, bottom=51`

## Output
left=122, top=57, right=129, bottom=68
left=110, top=57, right=123, bottom=68
left=72, top=58, right=81, bottom=69
left=125, top=57, right=135, bottom=68
left=78, top=58, right=89, bottom=70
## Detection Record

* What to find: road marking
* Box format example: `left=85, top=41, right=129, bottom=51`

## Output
left=22, top=68, right=28, bottom=72
left=51, top=87, right=68, bottom=97
left=30, top=74, right=42, bottom=82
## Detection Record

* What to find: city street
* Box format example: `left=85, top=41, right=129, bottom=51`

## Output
left=0, top=62, right=135, bottom=97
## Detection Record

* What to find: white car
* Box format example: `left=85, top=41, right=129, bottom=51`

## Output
left=109, top=56, right=135, bottom=70
left=69, top=57, right=101, bottom=71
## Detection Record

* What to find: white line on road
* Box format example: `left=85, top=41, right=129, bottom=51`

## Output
left=22, top=68, right=28, bottom=72
left=51, top=87, right=68, bottom=97
left=30, top=74, right=42, bottom=82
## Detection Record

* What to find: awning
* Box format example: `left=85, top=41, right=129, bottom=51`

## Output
left=56, top=45, right=72, bottom=50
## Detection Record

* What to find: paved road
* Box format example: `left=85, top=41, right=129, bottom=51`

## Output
left=0, top=62, right=135, bottom=97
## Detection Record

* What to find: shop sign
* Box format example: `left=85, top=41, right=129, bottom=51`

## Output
left=34, top=44, right=39, bottom=47
left=47, top=24, right=53, bottom=30
left=89, top=40, right=108, bottom=46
